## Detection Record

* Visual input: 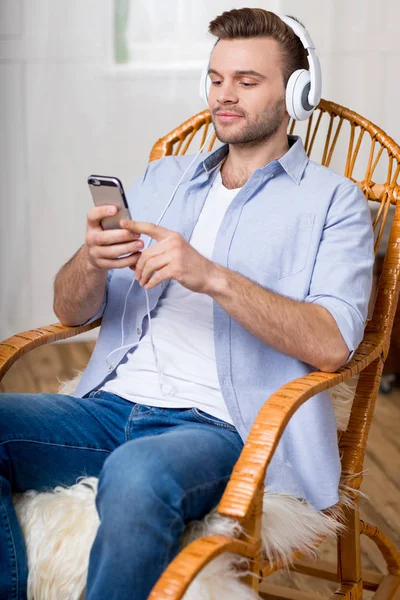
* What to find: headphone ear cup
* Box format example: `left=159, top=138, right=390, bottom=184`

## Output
left=286, top=69, right=315, bottom=121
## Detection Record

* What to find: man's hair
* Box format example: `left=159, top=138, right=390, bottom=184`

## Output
left=208, top=8, right=308, bottom=86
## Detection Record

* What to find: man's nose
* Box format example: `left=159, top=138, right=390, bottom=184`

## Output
left=216, top=82, right=239, bottom=104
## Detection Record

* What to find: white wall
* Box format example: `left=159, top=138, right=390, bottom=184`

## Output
left=1, top=0, right=399, bottom=340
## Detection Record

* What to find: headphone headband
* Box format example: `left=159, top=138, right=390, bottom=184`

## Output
left=277, top=14, right=315, bottom=50
left=277, top=15, right=322, bottom=108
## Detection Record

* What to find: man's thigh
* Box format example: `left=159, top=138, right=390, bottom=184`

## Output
left=0, top=390, right=134, bottom=493
left=102, top=415, right=244, bottom=522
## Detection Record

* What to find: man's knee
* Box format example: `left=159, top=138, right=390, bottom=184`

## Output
left=96, top=438, right=183, bottom=519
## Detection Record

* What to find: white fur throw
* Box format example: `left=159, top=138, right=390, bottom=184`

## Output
left=11, top=373, right=357, bottom=599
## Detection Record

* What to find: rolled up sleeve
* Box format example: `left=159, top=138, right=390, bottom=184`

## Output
left=305, top=183, right=374, bottom=364
left=80, top=270, right=113, bottom=326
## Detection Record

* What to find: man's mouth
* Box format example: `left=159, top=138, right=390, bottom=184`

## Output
left=215, top=112, right=244, bottom=123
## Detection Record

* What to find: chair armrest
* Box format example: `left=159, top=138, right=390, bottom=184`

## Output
left=0, top=319, right=102, bottom=381
left=148, top=535, right=258, bottom=600
left=217, top=331, right=384, bottom=521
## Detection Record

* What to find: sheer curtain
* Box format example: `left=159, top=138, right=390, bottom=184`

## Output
left=0, top=1, right=115, bottom=340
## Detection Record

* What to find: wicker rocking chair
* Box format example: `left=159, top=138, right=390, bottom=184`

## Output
left=1, top=99, right=400, bottom=600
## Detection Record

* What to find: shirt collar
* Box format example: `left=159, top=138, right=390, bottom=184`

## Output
left=190, top=135, right=308, bottom=186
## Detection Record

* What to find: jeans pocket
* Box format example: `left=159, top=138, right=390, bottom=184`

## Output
left=129, top=403, right=154, bottom=417
left=190, top=408, right=237, bottom=431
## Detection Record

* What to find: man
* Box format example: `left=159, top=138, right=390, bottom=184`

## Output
left=0, top=9, right=374, bottom=600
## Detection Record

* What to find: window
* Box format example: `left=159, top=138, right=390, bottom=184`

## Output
left=114, top=0, right=278, bottom=67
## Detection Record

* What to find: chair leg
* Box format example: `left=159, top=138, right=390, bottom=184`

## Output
left=332, top=510, right=400, bottom=599
left=329, top=580, right=363, bottom=598
left=337, top=502, right=362, bottom=587
left=238, top=482, right=264, bottom=593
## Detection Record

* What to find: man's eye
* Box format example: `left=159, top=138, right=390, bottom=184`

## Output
left=211, top=80, right=222, bottom=86
left=241, top=82, right=256, bottom=87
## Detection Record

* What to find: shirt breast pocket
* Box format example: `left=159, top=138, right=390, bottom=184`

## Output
left=253, top=212, right=315, bottom=280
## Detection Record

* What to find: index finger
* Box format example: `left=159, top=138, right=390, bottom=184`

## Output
left=120, top=219, right=170, bottom=242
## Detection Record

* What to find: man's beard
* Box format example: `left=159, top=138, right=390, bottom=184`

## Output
left=211, top=96, right=286, bottom=148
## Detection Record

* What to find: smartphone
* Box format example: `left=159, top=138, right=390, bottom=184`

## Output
left=88, top=175, right=131, bottom=230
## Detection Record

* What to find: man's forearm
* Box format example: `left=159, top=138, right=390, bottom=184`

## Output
left=207, top=264, right=349, bottom=372
left=53, top=245, right=108, bottom=326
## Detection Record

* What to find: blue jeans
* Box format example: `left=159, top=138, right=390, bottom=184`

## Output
left=0, top=389, right=243, bottom=599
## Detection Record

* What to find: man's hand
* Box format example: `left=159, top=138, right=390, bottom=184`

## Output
left=85, top=206, right=144, bottom=271
left=120, top=219, right=216, bottom=294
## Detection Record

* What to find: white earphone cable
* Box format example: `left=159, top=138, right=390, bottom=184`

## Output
left=105, top=125, right=216, bottom=396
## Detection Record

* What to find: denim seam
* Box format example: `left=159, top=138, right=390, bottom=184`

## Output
left=125, top=405, right=138, bottom=441
left=0, top=439, right=112, bottom=453
left=125, top=404, right=153, bottom=441
left=159, top=514, right=185, bottom=574
left=160, top=475, right=232, bottom=573
left=191, top=408, right=237, bottom=431
left=0, top=477, right=18, bottom=598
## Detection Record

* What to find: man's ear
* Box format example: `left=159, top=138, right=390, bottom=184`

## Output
left=282, top=107, right=290, bottom=126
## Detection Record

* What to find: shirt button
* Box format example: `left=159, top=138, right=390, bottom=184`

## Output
left=137, top=327, right=142, bottom=335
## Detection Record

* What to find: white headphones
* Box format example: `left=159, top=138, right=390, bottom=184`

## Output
left=199, top=13, right=322, bottom=121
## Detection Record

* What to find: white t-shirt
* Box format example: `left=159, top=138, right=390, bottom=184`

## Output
left=101, top=169, right=241, bottom=424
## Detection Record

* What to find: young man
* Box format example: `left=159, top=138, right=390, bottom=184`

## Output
left=0, top=9, right=374, bottom=600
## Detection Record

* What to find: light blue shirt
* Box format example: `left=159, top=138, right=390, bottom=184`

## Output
left=74, top=136, right=374, bottom=510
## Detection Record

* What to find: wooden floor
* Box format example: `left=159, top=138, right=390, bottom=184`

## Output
left=0, top=341, right=399, bottom=598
